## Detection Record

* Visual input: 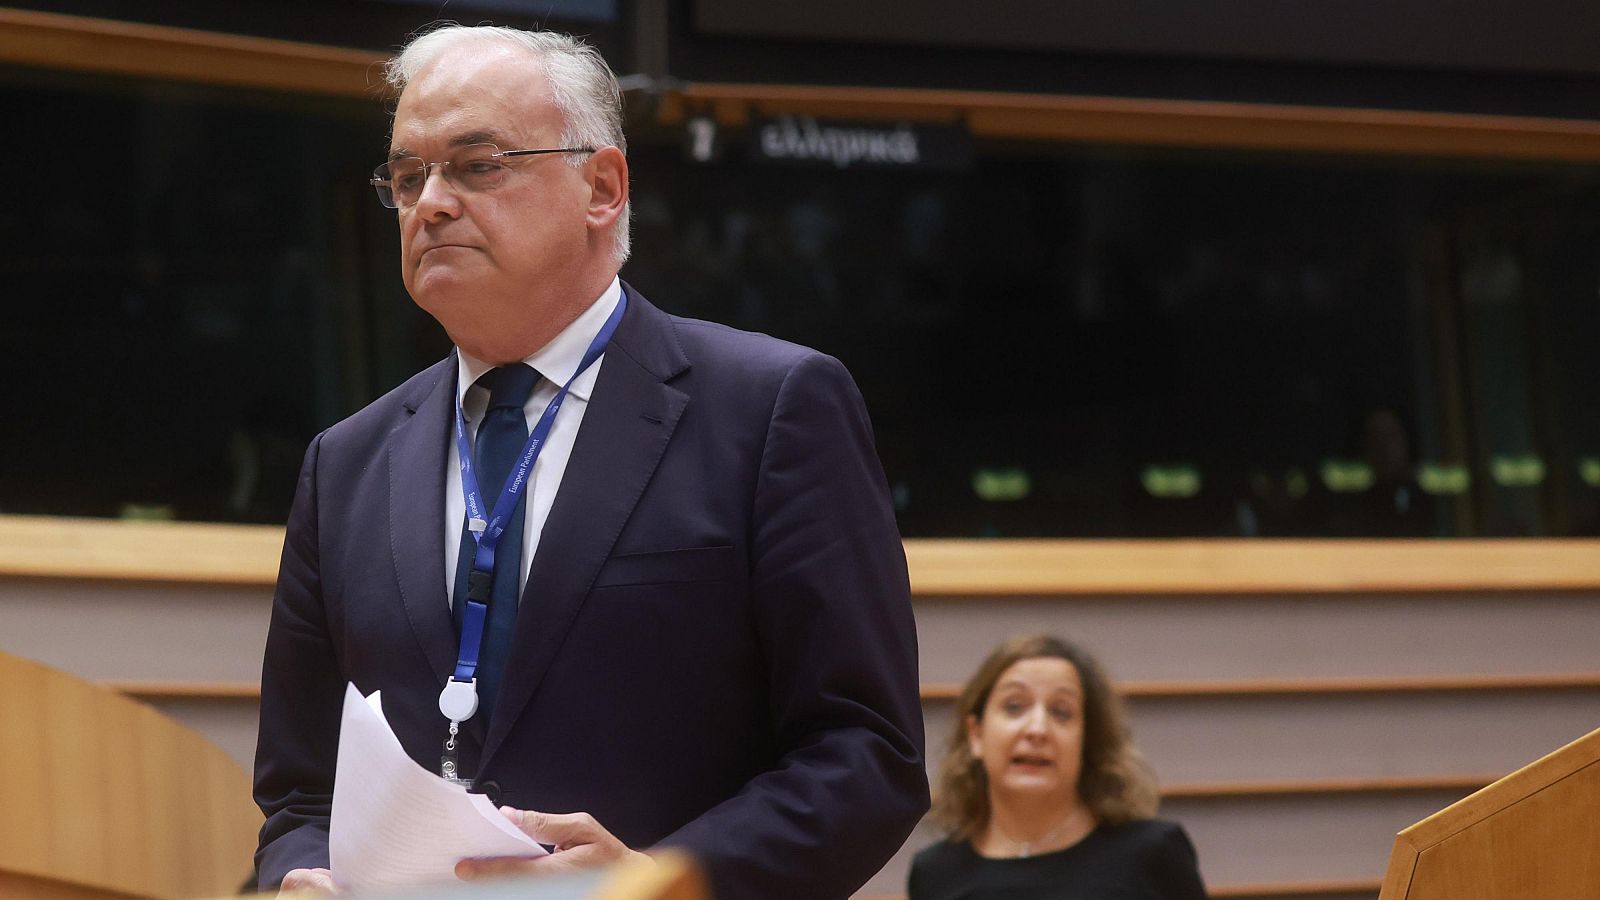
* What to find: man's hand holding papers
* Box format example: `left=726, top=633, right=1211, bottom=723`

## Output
left=324, top=685, right=546, bottom=891
left=455, top=807, right=655, bottom=881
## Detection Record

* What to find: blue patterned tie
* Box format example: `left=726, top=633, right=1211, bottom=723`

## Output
left=452, top=363, right=540, bottom=723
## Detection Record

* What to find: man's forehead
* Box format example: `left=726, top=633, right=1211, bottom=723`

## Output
left=389, top=128, right=516, bottom=160
left=390, top=48, right=554, bottom=153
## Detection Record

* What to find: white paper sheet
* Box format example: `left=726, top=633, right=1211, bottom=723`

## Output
left=329, top=684, right=546, bottom=891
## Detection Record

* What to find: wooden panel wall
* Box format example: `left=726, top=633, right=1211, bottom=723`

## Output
left=6, top=514, right=1600, bottom=594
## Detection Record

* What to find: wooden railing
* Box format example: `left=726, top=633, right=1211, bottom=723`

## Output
left=919, top=673, right=1600, bottom=700
left=108, top=672, right=1600, bottom=703
left=7, top=515, right=1600, bottom=594
left=10, top=8, right=1600, bottom=164
left=106, top=674, right=1588, bottom=806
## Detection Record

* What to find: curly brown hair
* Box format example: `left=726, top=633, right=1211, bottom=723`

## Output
left=929, top=634, right=1159, bottom=839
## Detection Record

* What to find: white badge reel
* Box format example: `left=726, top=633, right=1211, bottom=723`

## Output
left=438, top=678, right=479, bottom=786
left=439, top=678, right=479, bottom=721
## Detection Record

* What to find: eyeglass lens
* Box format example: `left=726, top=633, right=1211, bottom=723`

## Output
left=372, top=143, right=514, bottom=209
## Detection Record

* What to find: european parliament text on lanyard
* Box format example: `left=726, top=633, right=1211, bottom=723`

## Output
left=438, top=293, right=626, bottom=784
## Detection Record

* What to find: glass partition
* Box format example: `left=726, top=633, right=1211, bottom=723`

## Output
left=4, top=65, right=1597, bottom=536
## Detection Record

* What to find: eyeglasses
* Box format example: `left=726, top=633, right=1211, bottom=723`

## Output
left=370, top=142, right=595, bottom=209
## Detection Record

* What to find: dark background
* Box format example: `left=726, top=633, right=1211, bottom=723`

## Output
left=4, top=1, right=1597, bottom=536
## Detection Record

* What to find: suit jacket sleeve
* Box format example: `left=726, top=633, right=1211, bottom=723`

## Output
left=253, top=432, right=345, bottom=888
left=654, top=351, right=929, bottom=898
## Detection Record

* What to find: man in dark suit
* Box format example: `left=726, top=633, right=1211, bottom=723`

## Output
left=252, top=23, right=927, bottom=900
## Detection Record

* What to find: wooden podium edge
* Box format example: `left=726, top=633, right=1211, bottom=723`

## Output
left=1375, top=725, right=1600, bottom=900
left=590, top=853, right=708, bottom=900
left=1398, top=725, right=1600, bottom=849
left=0, top=652, right=260, bottom=900
left=0, top=869, right=145, bottom=899
left=1376, top=831, right=1420, bottom=900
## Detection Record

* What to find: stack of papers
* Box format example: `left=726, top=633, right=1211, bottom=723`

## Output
left=330, top=684, right=546, bottom=891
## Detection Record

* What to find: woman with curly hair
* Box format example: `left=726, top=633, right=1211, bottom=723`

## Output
left=908, top=634, right=1206, bottom=899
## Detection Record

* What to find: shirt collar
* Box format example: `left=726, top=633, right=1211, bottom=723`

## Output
left=455, top=276, right=623, bottom=409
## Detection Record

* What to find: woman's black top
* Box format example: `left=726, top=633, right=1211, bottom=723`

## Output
left=907, top=819, right=1207, bottom=900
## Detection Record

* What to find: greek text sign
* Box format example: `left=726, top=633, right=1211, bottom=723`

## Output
left=749, top=116, right=974, bottom=172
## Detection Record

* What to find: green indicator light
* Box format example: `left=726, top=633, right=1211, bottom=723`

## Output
left=972, top=468, right=1031, bottom=502
left=1417, top=463, right=1470, bottom=495
left=1141, top=465, right=1202, bottom=499
left=1491, top=454, right=1545, bottom=487
left=1320, top=459, right=1374, bottom=493
left=1580, top=458, right=1600, bottom=488
left=119, top=503, right=176, bottom=521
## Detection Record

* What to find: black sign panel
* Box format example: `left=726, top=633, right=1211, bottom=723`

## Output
left=374, top=0, right=617, bottom=23
left=746, top=116, right=974, bottom=172
left=697, top=0, right=1600, bottom=77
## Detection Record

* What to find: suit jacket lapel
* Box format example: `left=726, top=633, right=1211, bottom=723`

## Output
left=482, top=287, right=690, bottom=765
left=386, top=355, right=479, bottom=737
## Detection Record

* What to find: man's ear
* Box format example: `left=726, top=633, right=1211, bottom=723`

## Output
left=585, top=146, right=629, bottom=231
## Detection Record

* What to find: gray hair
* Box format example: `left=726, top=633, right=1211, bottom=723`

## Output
left=385, top=25, right=631, bottom=264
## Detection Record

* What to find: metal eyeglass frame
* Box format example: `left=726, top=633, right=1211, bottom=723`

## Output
left=370, top=144, right=596, bottom=209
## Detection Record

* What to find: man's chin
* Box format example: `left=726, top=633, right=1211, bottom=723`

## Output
left=410, top=275, right=482, bottom=313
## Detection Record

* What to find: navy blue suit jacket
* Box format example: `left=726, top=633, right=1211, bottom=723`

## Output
left=253, top=286, right=928, bottom=898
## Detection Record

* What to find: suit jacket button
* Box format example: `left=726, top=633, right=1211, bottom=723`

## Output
left=476, top=780, right=504, bottom=805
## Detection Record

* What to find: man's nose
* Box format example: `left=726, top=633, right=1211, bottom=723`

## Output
left=413, top=164, right=462, bottom=220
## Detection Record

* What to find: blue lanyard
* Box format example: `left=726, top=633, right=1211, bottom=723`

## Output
left=449, top=293, right=627, bottom=688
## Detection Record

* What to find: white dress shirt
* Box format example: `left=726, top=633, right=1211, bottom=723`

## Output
left=442, top=277, right=622, bottom=604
